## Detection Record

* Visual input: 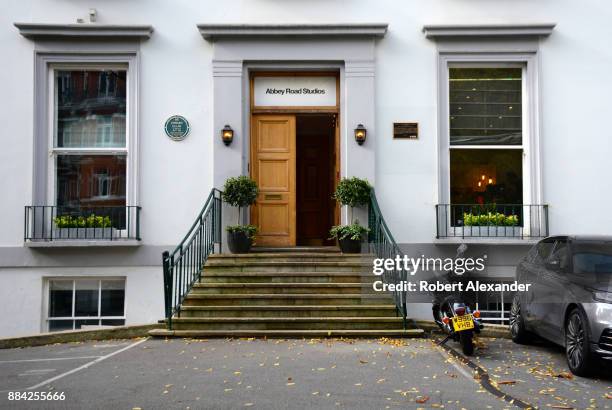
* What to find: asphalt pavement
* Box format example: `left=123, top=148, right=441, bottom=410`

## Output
left=0, top=336, right=609, bottom=409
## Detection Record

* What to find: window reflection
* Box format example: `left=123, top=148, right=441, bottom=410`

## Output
left=55, top=70, right=126, bottom=148
left=450, top=68, right=522, bottom=146
left=56, top=155, right=126, bottom=209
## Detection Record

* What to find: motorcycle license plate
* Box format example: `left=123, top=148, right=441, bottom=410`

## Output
left=452, top=314, right=474, bottom=332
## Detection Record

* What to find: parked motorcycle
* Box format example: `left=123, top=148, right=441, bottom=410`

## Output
left=432, top=244, right=484, bottom=355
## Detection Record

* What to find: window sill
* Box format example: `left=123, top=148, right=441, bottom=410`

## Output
left=25, top=239, right=141, bottom=248
left=433, top=237, right=539, bottom=246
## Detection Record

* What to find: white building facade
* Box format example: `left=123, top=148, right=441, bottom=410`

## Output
left=1, top=0, right=611, bottom=337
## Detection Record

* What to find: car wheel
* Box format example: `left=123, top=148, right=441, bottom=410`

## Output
left=509, top=295, right=532, bottom=344
left=565, top=308, right=593, bottom=376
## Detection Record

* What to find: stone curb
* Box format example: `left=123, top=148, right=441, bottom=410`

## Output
left=0, top=324, right=164, bottom=349
left=415, top=319, right=511, bottom=339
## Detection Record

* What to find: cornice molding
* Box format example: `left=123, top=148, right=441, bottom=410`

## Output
left=197, top=23, right=388, bottom=41
left=14, top=23, right=153, bottom=40
left=423, top=23, right=556, bottom=40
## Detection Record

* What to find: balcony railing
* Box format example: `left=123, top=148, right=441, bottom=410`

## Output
left=24, top=205, right=141, bottom=242
left=435, top=204, right=549, bottom=239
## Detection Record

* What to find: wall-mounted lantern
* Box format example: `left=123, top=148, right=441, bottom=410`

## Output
left=354, top=124, right=367, bottom=145
left=221, top=125, right=234, bottom=146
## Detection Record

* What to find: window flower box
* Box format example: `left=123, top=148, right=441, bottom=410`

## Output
left=435, top=204, right=549, bottom=240
left=458, top=225, right=522, bottom=238
left=52, top=227, right=117, bottom=240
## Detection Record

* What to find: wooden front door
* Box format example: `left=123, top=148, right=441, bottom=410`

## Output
left=250, top=115, right=296, bottom=246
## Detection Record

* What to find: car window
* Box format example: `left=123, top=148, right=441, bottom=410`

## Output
left=572, top=241, right=612, bottom=274
left=550, top=240, right=569, bottom=271
left=533, top=240, right=555, bottom=264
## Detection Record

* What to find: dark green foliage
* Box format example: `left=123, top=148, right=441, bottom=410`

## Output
left=222, top=176, right=259, bottom=208
left=226, top=224, right=258, bottom=238
left=333, top=177, right=372, bottom=208
left=329, top=221, right=370, bottom=241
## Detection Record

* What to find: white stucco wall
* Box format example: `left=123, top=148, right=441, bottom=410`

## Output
left=0, top=0, right=612, bottom=246
left=1, top=0, right=611, bottom=336
left=1, top=0, right=611, bottom=247
left=0, top=267, right=163, bottom=338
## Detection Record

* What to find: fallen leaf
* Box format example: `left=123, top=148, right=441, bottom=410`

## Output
left=415, top=396, right=430, bottom=404
left=498, top=380, right=517, bottom=385
left=359, top=359, right=368, bottom=364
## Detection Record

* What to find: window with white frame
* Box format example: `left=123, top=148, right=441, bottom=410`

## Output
left=52, top=67, right=128, bottom=211
left=449, top=66, right=525, bottom=207
left=47, top=278, right=126, bottom=332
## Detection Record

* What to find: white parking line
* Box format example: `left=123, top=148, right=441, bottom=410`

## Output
left=24, top=337, right=148, bottom=391
left=18, top=369, right=56, bottom=377
left=0, top=356, right=101, bottom=364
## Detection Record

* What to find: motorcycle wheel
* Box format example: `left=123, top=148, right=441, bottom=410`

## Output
left=459, top=330, right=474, bottom=355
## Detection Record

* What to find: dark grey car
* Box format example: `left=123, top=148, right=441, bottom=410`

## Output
left=511, top=235, right=612, bottom=376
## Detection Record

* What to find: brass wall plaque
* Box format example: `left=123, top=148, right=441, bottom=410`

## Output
left=394, top=122, right=418, bottom=139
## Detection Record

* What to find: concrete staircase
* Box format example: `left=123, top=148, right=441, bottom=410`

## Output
left=150, top=251, right=423, bottom=338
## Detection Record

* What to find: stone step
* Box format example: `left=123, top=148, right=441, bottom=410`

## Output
left=149, top=328, right=425, bottom=338
left=183, top=293, right=392, bottom=306
left=166, top=317, right=405, bottom=331
left=204, top=261, right=367, bottom=273
left=250, top=246, right=341, bottom=253
left=191, top=283, right=374, bottom=295
left=200, top=272, right=368, bottom=284
left=208, top=253, right=372, bottom=264
left=179, top=305, right=398, bottom=318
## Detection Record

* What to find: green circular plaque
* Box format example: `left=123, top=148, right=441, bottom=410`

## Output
left=164, top=115, right=190, bottom=141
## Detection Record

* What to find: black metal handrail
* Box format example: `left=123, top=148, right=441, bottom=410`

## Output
left=435, top=204, right=549, bottom=239
left=367, top=189, right=408, bottom=329
left=162, top=188, right=222, bottom=329
left=24, top=205, right=141, bottom=241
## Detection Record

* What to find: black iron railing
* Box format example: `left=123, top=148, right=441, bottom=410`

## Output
left=368, top=189, right=408, bottom=329
left=162, top=189, right=222, bottom=330
left=435, top=204, right=549, bottom=239
left=24, top=205, right=141, bottom=241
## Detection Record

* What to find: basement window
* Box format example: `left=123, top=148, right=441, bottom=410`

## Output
left=47, top=278, right=126, bottom=332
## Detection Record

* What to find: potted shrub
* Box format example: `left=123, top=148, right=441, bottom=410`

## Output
left=329, top=221, right=370, bottom=254
left=329, top=177, right=372, bottom=253
left=53, top=214, right=114, bottom=239
left=221, top=176, right=259, bottom=253
left=462, top=211, right=521, bottom=237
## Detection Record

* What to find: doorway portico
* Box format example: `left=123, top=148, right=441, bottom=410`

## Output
left=198, top=24, right=387, bottom=246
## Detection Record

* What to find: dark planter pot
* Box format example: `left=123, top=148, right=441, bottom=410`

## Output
left=227, top=231, right=253, bottom=254
left=337, top=237, right=363, bottom=254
